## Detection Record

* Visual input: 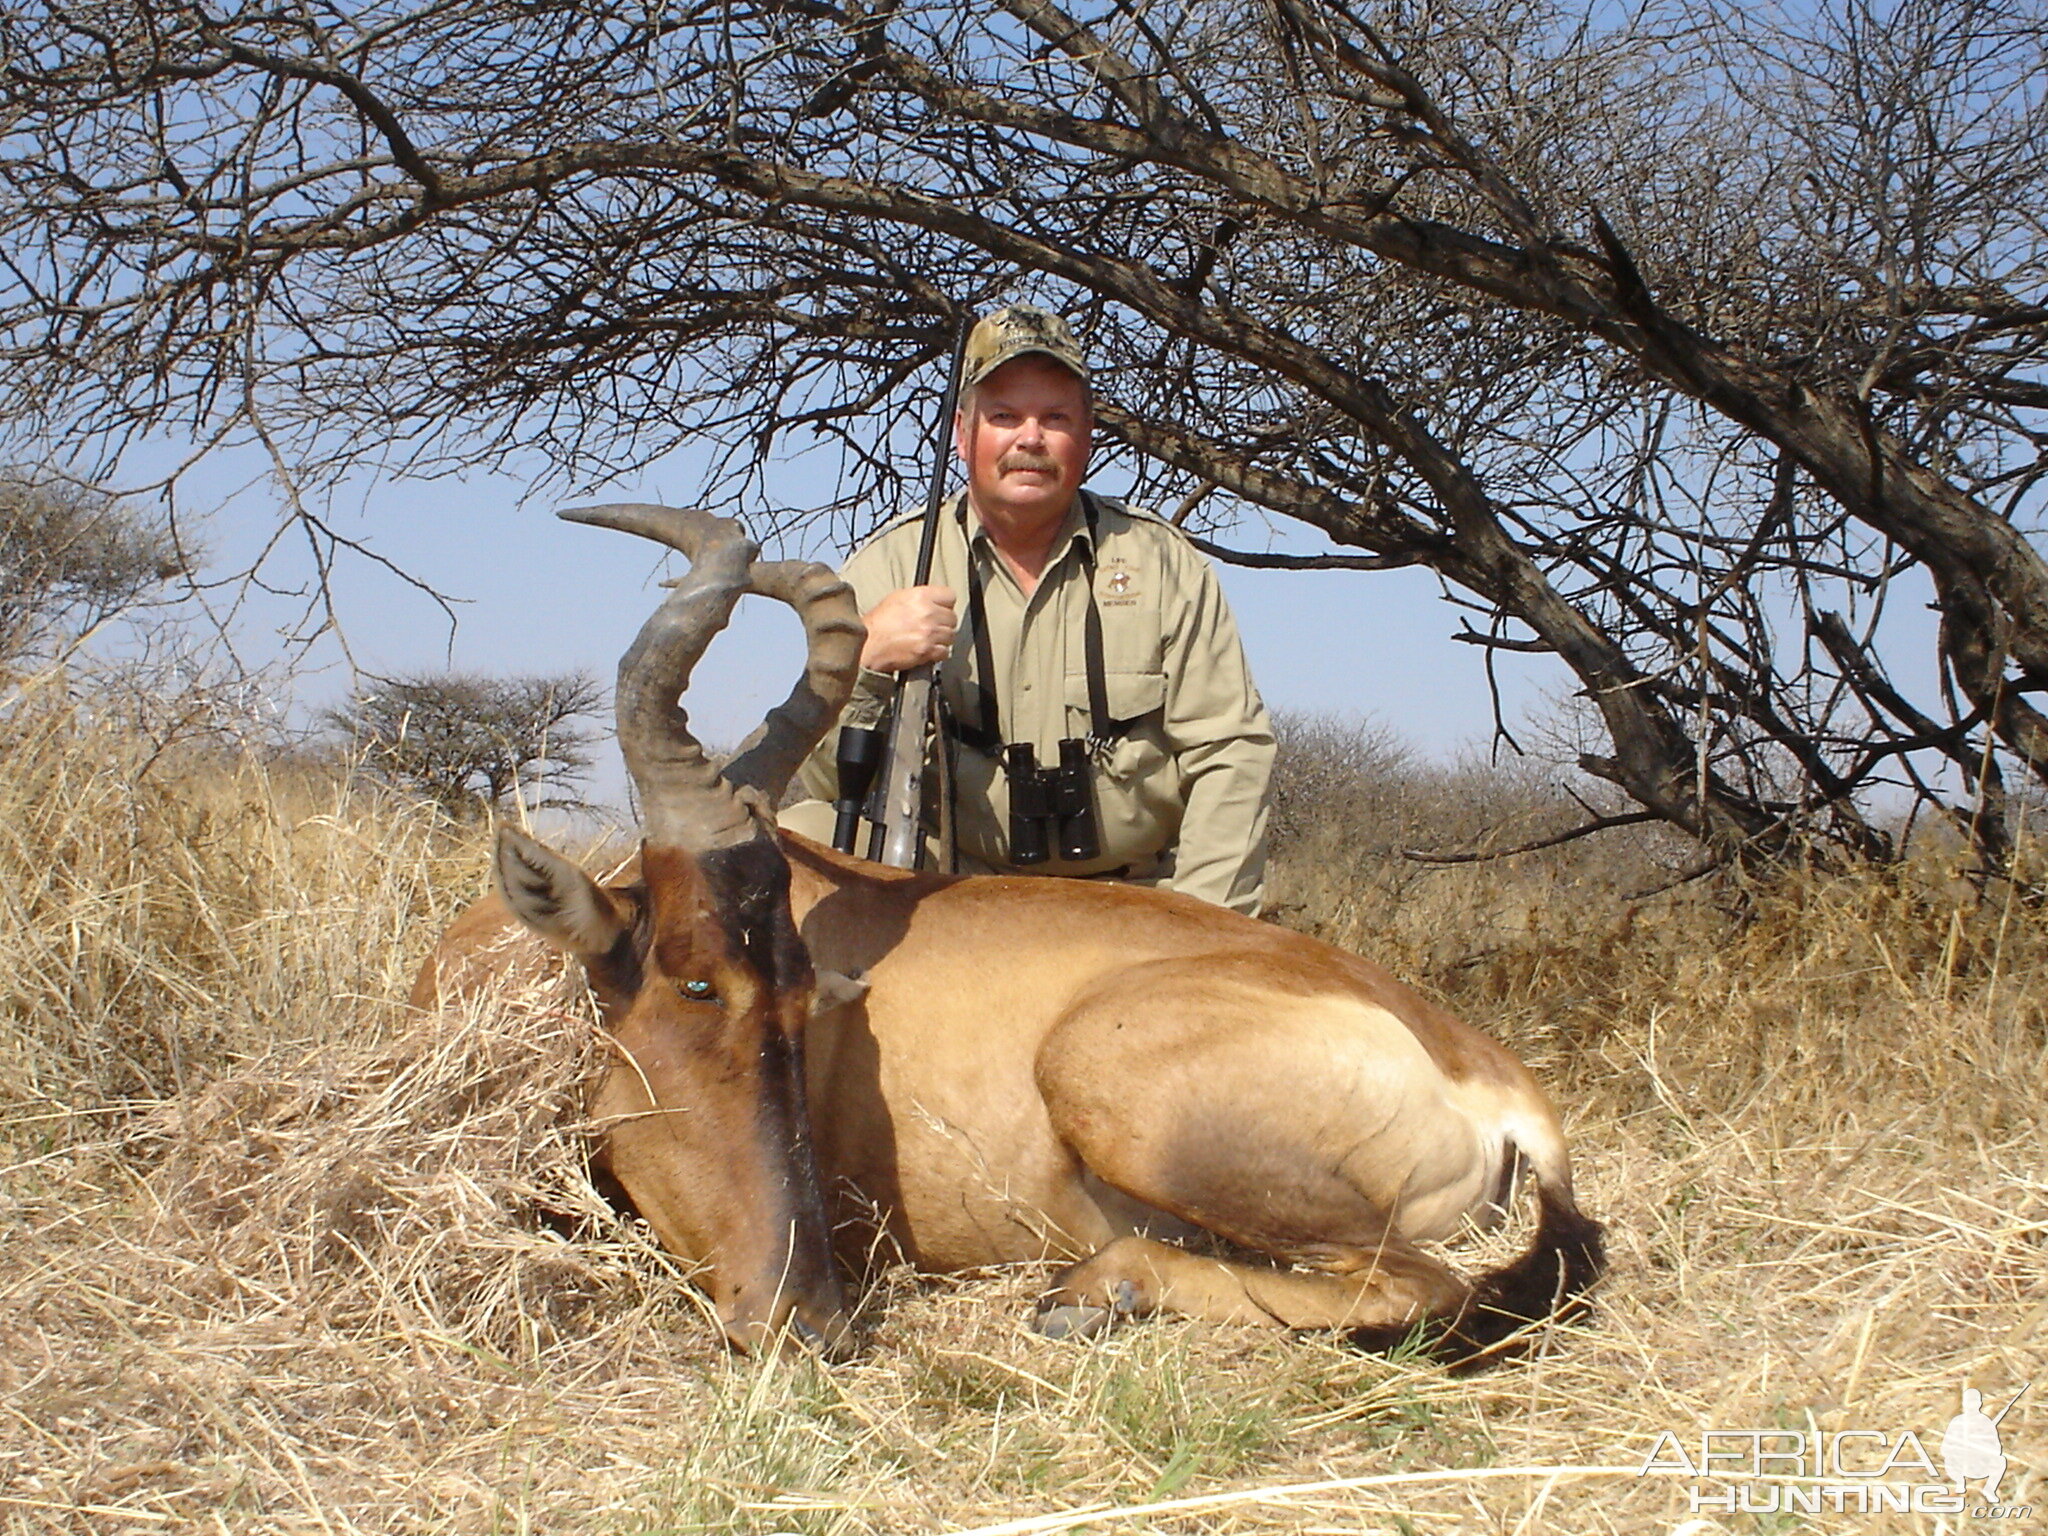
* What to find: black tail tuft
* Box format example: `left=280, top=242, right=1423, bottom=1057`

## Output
left=1347, top=1189, right=1606, bottom=1372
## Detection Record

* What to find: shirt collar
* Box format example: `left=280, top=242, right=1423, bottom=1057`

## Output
left=960, top=490, right=1095, bottom=569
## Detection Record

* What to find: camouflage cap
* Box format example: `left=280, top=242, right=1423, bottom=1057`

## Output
left=960, top=304, right=1089, bottom=391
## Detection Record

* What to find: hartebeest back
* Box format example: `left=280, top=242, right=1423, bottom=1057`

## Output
left=413, top=505, right=1604, bottom=1363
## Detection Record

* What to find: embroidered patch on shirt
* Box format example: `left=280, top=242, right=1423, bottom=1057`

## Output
left=1100, top=564, right=1140, bottom=606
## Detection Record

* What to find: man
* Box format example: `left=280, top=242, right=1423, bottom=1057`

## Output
left=783, top=304, right=1275, bottom=915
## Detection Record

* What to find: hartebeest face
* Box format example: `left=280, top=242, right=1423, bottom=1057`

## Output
left=487, top=502, right=870, bottom=1358
left=497, top=827, right=853, bottom=1358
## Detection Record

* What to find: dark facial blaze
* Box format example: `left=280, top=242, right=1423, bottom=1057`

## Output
left=691, top=839, right=816, bottom=1021
left=629, top=839, right=851, bottom=1357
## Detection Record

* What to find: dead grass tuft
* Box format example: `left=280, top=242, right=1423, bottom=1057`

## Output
left=0, top=694, right=476, bottom=1135
left=133, top=974, right=635, bottom=1354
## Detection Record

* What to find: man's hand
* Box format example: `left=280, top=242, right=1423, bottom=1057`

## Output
left=861, top=585, right=958, bottom=673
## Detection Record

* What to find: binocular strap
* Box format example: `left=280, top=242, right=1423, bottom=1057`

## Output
left=953, top=491, right=1141, bottom=760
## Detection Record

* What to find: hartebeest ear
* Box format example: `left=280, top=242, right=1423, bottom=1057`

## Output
left=493, top=825, right=633, bottom=959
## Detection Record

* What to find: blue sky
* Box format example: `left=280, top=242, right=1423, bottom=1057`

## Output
left=124, top=396, right=1965, bottom=823
left=153, top=441, right=1568, bottom=808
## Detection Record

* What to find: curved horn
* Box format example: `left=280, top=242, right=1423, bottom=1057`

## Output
left=720, top=559, right=866, bottom=805
left=559, top=503, right=758, bottom=852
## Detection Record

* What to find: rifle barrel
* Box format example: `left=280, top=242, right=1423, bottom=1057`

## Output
left=873, top=317, right=972, bottom=869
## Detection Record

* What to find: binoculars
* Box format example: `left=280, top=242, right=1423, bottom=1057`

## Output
left=1004, top=739, right=1101, bottom=866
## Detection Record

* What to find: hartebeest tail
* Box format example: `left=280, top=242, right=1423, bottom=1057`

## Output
left=1353, top=1188, right=1606, bottom=1370
left=414, top=503, right=1608, bottom=1367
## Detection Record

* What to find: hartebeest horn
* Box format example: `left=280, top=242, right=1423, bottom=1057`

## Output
left=559, top=503, right=760, bottom=852
left=558, top=504, right=866, bottom=846
left=722, top=558, right=865, bottom=805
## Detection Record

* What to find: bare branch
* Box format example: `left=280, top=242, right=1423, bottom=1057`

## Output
left=1404, top=811, right=1663, bottom=865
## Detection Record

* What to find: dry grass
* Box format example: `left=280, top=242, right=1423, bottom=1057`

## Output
left=2, top=699, right=2042, bottom=1533
left=0, top=694, right=472, bottom=1130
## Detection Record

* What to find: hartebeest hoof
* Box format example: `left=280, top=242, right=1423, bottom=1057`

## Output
left=1033, top=1302, right=1113, bottom=1341
left=1033, top=1276, right=1142, bottom=1340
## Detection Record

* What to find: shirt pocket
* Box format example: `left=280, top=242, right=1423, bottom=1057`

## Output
left=1063, top=667, right=1165, bottom=731
left=1066, top=668, right=1173, bottom=788
left=1103, top=668, right=1165, bottom=728
left=1064, top=588, right=1164, bottom=728
left=1096, top=595, right=1164, bottom=675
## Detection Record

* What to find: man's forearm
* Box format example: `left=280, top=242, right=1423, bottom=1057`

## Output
left=1164, top=734, right=1275, bottom=915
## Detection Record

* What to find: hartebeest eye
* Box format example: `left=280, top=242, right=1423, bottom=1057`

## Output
left=676, top=978, right=720, bottom=1003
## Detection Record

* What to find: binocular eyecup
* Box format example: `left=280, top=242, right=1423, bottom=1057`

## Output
left=1004, top=739, right=1100, bottom=866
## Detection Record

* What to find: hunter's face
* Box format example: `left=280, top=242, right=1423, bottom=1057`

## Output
left=956, top=355, right=1092, bottom=528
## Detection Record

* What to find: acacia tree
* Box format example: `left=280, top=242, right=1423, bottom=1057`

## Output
left=4, top=0, right=2045, bottom=868
left=0, top=471, right=188, bottom=666
left=326, top=670, right=604, bottom=815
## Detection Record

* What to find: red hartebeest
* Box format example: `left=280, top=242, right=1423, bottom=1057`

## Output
left=413, top=505, right=1603, bottom=1363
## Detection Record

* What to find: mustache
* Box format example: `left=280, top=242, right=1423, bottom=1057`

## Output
left=998, top=451, right=1061, bottom=475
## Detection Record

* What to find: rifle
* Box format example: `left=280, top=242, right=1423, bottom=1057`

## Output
left=830, top=318, right=971, bottom=867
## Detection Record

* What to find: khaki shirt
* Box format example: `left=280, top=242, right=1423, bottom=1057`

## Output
left=788, top=492, right=1274, bottom=914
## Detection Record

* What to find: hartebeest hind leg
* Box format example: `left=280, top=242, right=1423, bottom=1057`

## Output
left=1035, top=1230, right=1470, bottom=1338
left=1030, top=952, right=1535, bottom=1338
left=1030, top=1146, right=1473, bottom=1335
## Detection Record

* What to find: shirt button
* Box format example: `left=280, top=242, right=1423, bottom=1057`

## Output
left=1021, top=681, right=1033, bottom=692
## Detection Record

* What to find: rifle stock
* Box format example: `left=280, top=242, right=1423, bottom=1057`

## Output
left=875, top=667, right=935, bottom=867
